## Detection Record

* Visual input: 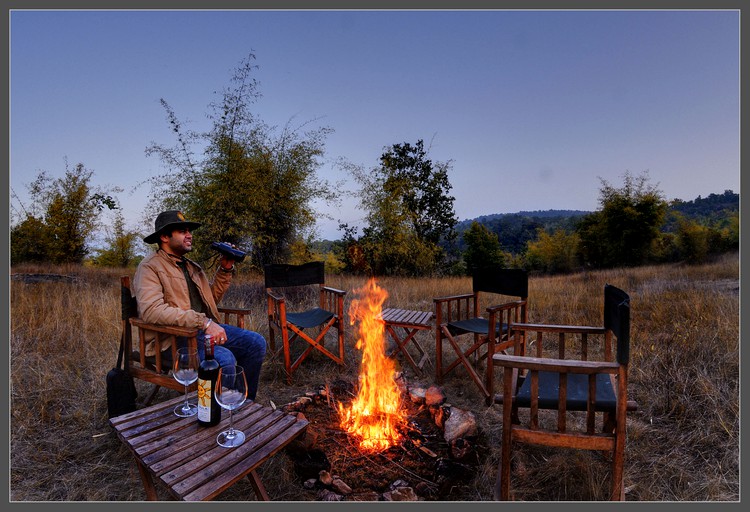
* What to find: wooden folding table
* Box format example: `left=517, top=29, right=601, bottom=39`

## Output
left=379, top=307, right=434, bottom=375
left=110, top=393, right=308, bottom=501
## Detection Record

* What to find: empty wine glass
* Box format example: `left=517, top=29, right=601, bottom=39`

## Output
left=173, top=347, right=199, bottom=417
left=215, top=364, right=248, bottom=448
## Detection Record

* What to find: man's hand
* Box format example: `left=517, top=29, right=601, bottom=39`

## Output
left=219, top=254, right=235, bottom=270
left=219, top=242, right=238, bottom=270
left=205, top=320, right=228, bottom=345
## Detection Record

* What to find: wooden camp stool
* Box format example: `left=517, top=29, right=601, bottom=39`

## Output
left=109, top=393, right=308, bottom=501
left=379, top=308, right=434, bottom=375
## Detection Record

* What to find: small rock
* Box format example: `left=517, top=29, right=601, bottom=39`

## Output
left=319, top=469, right=334, bottom=486
left=389, top=479, right=410, bottom=491
left=349, top=491, right=381, bottom=501
left=383, top=486, right=419, bottom=501
left=331, top=478, right=353, bottom=495
left=317, top=489, right=342, bottom=501
left=425, top=385, right=446, bottom=406
left=443, top=407, right=477, bottom=443
left=303, top=478, right=317, bottom=489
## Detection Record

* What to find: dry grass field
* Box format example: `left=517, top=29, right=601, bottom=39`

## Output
left=9, top=252, right=739, bottom=501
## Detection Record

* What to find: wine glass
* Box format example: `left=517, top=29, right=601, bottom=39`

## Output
left=173, top=347, right=199, bottom=417
left=215, top=364, right=248, bottom=448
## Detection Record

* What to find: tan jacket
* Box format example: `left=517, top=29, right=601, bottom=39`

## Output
left=132, top=249, right=232, bottom=355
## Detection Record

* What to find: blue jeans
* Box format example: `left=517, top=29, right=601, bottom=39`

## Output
left=183, top=324, right=267, bottom=401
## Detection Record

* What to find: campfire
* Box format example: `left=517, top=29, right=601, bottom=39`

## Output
left=337, top=278, right=407, bottom=451
left=281, top=278, right=483, bottom=500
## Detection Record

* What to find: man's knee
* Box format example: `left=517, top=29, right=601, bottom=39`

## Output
left=213, top=346, right=237, bottom=367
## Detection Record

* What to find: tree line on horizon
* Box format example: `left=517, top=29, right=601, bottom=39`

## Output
left=9, top=54, right=739, bottom=276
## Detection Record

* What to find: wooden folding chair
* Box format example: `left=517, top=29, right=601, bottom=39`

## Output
left=434, top=267, right=528, bottom=405
left=121, top=275, right=253, bottom=406
left=492, top=284, right=637, bottom=500
left=264, top=262, right=346, bottom=384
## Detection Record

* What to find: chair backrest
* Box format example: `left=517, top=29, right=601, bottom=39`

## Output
left=120, top=276, right=137, bottom=372
left=121, top=276, right=138, bottom=320
left=473, top=267, right=528, bottom=298
left=264, top=261, right=325, bottom=288
left=604, top=283, right=630, bottom=364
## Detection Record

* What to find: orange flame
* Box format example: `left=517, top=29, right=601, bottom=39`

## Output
left=338, top=277, right=406, bottom=451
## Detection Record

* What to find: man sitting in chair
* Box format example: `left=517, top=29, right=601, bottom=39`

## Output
left=132, top=210, right=267, bottom=401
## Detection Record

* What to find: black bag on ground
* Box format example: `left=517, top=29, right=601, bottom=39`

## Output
left=107, top=334, right=137, bottom=419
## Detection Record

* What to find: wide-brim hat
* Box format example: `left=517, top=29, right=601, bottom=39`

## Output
left=143, top=210, right=202, bottom=244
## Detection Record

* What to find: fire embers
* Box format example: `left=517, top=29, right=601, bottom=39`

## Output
left=283, top=378, right=483, bottom=501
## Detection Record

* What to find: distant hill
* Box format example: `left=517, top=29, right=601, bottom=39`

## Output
left=454, top=210, right=589, bottom=254
left=457, top=209, right=590, bottom=231
left=670, top=190, right=738, bottom=216
left=455, top=190, right=739, bottom=254
left=663, top=190, right=739, bottom=232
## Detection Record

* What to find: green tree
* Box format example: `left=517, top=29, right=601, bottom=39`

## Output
left=10, top=215, right=48, bottom=264
left=10, top=162, right=117, bottom=264
left=347, top=139, right=458, bottom=276
left=525, top=228, right=580, bottom=274
left=577, top=171, right=668, bottom=268
left=676, top=216, right=710, bottom=264
left=144, top=53, right=337, bottom=270
left=462, top=221, right=506, bottom=274
left=91, top=211, right=141, bottom=268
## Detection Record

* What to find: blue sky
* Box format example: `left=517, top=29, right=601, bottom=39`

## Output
left=9, top=9, right=740, bottom=242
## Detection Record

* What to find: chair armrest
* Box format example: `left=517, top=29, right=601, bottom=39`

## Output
left=433, top=292, right=474, bottom=303
left=492, top=353, right=619, bottom=374
left=266, top=289, right=285, bottom=302
left=218, top=306, right=252, bottom=315
left=129, top=318, right=198, bottom=337
left=322, top=286, right=346, bottom=296
left=322, top=286, right=346, bottom=316
left=486, top=299, right=526, bottom=314
left=434, top=292, right=476, bottom=325
left=128, top=318, right=199, bottom=372
left=218, top=306, right=254, bottom=330
left=509, top=322, right=606, bottom=335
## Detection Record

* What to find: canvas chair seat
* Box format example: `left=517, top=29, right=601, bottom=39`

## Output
left=515, top=371, right=617, bottom=412
left=286, top=307, right=335, bottom=329
left=447, top=318, right=508, bottom=337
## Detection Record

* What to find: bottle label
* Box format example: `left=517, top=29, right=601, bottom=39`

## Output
left=197, top=377, right=213, bottom=422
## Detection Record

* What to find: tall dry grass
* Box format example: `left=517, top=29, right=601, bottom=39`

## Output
left=9, top=253, right=739, bottom=501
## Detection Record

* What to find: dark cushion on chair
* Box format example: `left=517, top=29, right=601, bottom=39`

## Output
left=516, top=371, right=617, bottom=412
left=287, top=307, right=335, bottom=329
left=447, top=318, right=507, bottom=336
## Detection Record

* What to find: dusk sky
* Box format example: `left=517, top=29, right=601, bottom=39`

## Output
left=9, top=9, right=739, bottom=243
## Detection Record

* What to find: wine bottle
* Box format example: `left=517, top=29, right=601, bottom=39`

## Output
left=197, top=334, right=221, bottom=426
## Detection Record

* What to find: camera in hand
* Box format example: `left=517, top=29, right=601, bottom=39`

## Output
left=210, top=241, right=246, bottom=262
